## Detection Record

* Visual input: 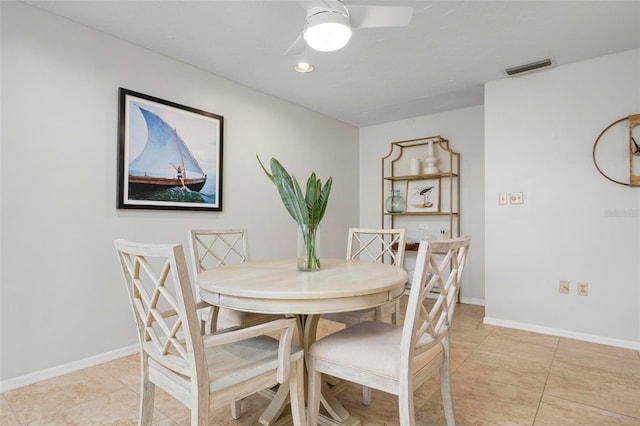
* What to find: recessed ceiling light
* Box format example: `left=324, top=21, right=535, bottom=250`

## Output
left=294, top=61, right=315, bottom=73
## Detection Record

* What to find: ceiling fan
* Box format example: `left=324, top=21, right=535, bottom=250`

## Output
left=285, top=0, right=413, bottom=55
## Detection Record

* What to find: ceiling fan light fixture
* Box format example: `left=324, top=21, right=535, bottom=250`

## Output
left=303, top=11, right=352, bottom=52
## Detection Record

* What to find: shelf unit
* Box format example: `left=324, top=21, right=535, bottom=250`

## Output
left=382, top=136, right=460, bottom=248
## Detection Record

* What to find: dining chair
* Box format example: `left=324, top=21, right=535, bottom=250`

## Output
left=188, top=229, right=283, bottom=419
left=322, top=228, right=406, bottom=405
left=114, top=239, right=305, bottom=426
left=308, top=236, right=471, bottom=426
left=324, top=228, right=407, bottom=326
left=188, top=229, right=281, bottom=332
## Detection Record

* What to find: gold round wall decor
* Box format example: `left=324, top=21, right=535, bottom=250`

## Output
left=592, top=114, right=640, bottom=187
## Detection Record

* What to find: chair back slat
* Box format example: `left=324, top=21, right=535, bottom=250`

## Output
left=401, top=237, right=471, bottom=359
left=189, top=229, right=249, bottom=273
left=115, top=239, right=205, bottom=377
left=346, top=228, right=406, bottom=267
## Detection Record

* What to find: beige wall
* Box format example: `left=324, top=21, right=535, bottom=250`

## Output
left=0, top=2, right=359, bottom=385
left=484, top=49, right=640, bottom=348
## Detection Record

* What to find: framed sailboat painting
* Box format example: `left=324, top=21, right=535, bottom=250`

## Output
left=117, top=88, right=223, bottom=211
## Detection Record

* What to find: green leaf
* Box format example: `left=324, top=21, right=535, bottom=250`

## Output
left=257, top=156, right=332, bottom=227
left=256, top=155, right=275, bottom=183
left=317, top=177, right=333, bottom=222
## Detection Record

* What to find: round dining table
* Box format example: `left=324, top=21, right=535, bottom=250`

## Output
left=197, top=258, right=408, bottom=426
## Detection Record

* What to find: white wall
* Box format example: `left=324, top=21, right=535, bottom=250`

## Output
left=0, top=2, right=359, bottom=384
left=359, top=106, right=485, bottom=304
left=485, top=49, right=640, bottom=348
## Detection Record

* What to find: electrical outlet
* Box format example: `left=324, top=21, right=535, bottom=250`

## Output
left=499, top=193, right=507, bottom=205
left=577, top=282, right=589, bottom=296
left=509, top=192, right=524, bottom=204
left=418, top=223, right=429, bottom=230
left=559, top=280, right=570, bottom=294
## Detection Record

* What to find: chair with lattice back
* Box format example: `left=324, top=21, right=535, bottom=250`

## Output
left=188, top=229, right=282, bottom=332
left=324, top=228, right=407, bottom=327
left=308, top=237, right=471, bottom=426
left=322, top=228, right=407, bottom=405
left=114, top=239, right=305, bottom=426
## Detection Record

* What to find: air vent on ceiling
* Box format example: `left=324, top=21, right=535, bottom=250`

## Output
left=505, top=58, right=553, bottom=76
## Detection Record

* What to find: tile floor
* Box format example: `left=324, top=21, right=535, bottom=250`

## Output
left=2, top=301, right=639, bottom=425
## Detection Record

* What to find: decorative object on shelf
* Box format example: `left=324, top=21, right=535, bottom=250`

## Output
left=406, top=179, right=440, bottom=213
left=258, top=156, right=332, bottom=271
left=592, top=113, right=640, bottom=187
left=410, top=158, right=421, bottom=175
left=385, top=189, right=406, bottom=213
left=422, top=140, right=440, bottom=174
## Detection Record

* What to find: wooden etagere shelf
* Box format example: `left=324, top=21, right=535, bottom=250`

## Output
left=382, top=135, right=461, bottom=295
left=381, top=135, right=461, bottom=240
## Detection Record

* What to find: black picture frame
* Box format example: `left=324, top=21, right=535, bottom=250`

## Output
left=117, top=88, right=223, bottom=211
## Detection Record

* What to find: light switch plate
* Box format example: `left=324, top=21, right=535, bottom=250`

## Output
left=499, top=193, right=507, bottom=205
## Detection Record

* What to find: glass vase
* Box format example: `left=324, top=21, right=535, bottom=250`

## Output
left=385, top=189, right=406, bottom=213
left=297, top=223, right=321, bottom=272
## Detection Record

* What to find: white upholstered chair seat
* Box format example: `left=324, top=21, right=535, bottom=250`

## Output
left=310, top=321, right=443, bottom=387
left=146, top=335, right=304, bottom=394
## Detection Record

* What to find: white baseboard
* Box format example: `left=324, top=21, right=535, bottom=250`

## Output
left=459, top=296, right=485, bottom=306
left=484, top=317, right=640, bottom=351
left=0, top=344, right=139, bottom=393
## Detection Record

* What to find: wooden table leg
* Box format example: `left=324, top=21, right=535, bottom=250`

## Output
left=256, top=314, right=361, bottom=426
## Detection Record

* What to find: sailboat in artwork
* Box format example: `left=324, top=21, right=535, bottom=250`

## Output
left=127, top=106, right=207, bottom=195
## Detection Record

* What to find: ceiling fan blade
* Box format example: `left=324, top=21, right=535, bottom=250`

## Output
left=284, top=31, right=306, bottom=56
left=295, top=0, right=331, bottom=12
left=348, top=5, right=413, bottom=28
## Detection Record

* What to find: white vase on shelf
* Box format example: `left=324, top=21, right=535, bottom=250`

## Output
left=422, top=140, right=439, bottom=174
left=409, top=158, right=421, bottom=175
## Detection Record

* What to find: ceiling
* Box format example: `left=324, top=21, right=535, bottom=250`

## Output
left=24, top=0, right=640, bottom=127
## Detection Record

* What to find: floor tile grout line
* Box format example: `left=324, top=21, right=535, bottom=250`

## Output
left=530, top=335, right=560, bottom=425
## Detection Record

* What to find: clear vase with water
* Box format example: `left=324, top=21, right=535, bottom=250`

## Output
left=297, top=223, right=321, bottom=271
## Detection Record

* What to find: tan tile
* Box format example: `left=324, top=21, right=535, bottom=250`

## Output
left=93, top=353, right=141, bottom=387
left=416, top=396, right=502, bottom=426
left=449, top=369, right=542, bottom=426
left=170, top=392, right=270, bottom=425
left=456, top=349, right=550, bottom=394
left=449, top=325, right=492, bottom=346
left=545, top=364, right=640, bottom=419
left=553, top=338, right=640, bottom=382
left=1, top=394, right=21, bottom=425
left=153, top=417, right=179, bottom=426
left=474, top=328, right=557, bottom=364
left=28, top=387, right=168, bottom=425
left=450, top=314, right=494, bottom=346
left=4, top=368, right=126, bottom=424
left=331, top=382, right=420, bottom=426
left=449, top=341, right=480, bottom=372
left=149, top=388, right=191, bottom=420
left=534, top=394, right=640, bottom=426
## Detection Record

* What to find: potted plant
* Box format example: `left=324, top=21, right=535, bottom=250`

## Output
left=258, top=156, right=332, bottom=271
